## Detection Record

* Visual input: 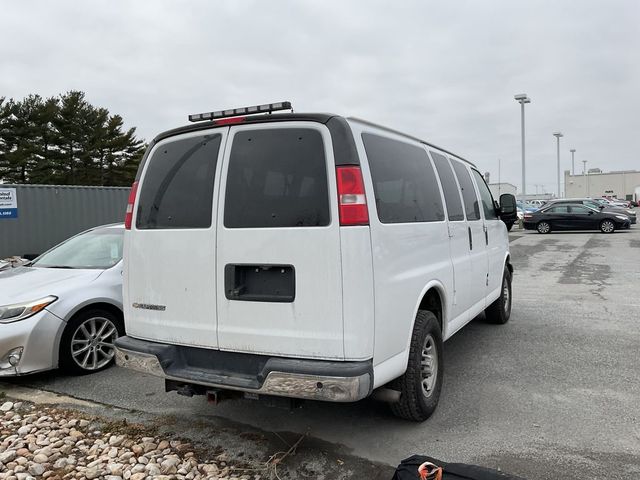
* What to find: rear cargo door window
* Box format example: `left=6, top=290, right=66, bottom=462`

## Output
left=224, top=128, right=330, bottom=228
left=136, top=134, right=221, bottom=229
left=362, top=133, right=444, bottom=223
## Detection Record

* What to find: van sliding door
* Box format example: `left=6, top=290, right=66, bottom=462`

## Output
left=450, top=159, right=489, bottom=316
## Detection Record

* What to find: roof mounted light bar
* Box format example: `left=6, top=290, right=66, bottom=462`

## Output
left=188, top=101, right=292, bottom=123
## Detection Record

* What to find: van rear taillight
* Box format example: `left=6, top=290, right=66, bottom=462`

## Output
left=124, top=181, right=139, bottom=230
left=336, top=166, right=369, bottom=226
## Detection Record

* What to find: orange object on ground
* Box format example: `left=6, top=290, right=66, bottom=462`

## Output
left=418, top=461, right=443, bottom=480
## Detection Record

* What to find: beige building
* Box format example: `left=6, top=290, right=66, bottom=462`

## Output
left=488, top=182, right=517, bottom=199
left=564, top=169, right=640, bottom=201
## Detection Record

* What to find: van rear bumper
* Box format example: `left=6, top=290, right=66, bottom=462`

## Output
left=114, top=336, right=373, bottom=403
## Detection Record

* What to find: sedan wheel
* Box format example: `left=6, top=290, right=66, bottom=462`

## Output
left=600, top=220, right=615, bottom=233
left=537, top=221, right=551, bottom=234
left=60, top=309, right=124, bottom=374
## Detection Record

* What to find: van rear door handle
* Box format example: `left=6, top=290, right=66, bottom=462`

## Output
left=483, top=225, right=488, bottom=245
left=468, top=227, right=473, bottom=250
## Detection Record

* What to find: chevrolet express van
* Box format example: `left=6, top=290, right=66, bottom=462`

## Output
left=115, top=102, right=517, bottom=421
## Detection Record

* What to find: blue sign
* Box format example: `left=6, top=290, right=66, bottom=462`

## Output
left=0, top=208, right=17, bottom=218
left=0, top=188, right=18, bottom=219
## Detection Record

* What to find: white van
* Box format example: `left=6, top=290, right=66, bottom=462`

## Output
left=115, top=102, right=517, bottom=421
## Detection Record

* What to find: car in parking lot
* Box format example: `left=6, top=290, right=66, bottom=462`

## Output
left=0, top=224, right=125, bottom=376
left=527, top=199, right=547, bottom=208
left=604, top=198, right=632, bottom=208
left=523, top=203, right=630, bottom=233
left=545, top=197, right=636, bottom=224
left=517, top=201, right=538, bottom=213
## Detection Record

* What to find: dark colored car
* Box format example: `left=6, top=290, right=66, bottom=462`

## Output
left=545, top=198, right=636, bottom=224
left=523, top=203, right=630, bottom=234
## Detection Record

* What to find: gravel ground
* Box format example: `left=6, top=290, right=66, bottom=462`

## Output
left=0, top=399, right=262, bottom=480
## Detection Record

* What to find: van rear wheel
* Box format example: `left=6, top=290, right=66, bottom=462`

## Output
left=390, top=310, right=443, bottom=422
left=485, top=266, right=512, bottom=324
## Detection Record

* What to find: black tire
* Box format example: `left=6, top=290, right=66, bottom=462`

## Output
left=485, top=266, right=512, bottom=325
left=390, top=310, right=443, bottom=422
left=599, top=219, right=615, bottom=234
left=536, top=221, right=551, bottom=234
left=59, top=308, right=124, bottom=375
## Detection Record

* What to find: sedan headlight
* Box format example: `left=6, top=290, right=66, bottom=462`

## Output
left=615, top=215, right=629, bottom=220
left=0, top=296, right=57, bottom=323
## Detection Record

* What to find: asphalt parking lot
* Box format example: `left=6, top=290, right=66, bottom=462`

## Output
left=5, top=226, right=640, bottom=479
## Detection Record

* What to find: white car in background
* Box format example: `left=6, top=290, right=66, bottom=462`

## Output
left=0, top=224, right=124, bottom=376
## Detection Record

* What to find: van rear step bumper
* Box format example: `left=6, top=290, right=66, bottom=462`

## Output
left=114, top=336, right=373, bottom=403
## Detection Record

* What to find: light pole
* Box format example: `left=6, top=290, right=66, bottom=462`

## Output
left=553, top=132, right=563, bottom=197
left=582, top=160, right=588, bottom=196
left=570, top=149, right=576, bottom=175
left=514, top=94, right=531, bottom=199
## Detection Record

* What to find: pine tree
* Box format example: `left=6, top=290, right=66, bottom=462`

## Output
left=0, top=91, right=145, bottom=186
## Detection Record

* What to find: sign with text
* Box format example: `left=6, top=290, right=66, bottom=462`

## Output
left=0, top=188, right=18, bottom=218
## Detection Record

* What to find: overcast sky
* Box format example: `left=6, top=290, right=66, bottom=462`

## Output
left=2, top=0, right=639, bottom=194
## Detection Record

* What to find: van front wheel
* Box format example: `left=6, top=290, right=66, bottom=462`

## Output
left=390, top=310, right=443, bottom=422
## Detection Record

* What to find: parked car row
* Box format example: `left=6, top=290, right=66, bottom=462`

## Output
left=523, top=203, right=631, bottom=233
left=511, top=196, right=636, bottom=233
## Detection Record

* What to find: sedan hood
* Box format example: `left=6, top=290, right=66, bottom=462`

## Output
left=0, top=266, right=102, bottom=305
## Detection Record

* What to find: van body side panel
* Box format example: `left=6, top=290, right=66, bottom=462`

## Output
left=340, top=227, right=375, bottom=361
left=124, top=130, right=228, bottom=348
left=367, top=222, right=452, bottom=366
left=351, top=124, right=453, bottom=371
left=215, top=122, right=345, bottom=360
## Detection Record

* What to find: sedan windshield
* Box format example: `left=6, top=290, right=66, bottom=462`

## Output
left=32, top=227, right=124, bottom=269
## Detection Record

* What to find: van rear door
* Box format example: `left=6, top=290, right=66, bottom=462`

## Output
left=215, top=123, right=344, bottom=359
left=124, top=130, right=227, bottom=348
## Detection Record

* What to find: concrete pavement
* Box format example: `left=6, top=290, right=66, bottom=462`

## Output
left=5, top=227, right=640, bottom=479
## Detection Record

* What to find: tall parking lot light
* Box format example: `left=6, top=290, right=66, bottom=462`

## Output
left=570, top=149, right=576, bottom=175
left=514, top=94, right=531, bottom=197
left=553, top=132, right=563, bottom=197
left=582, top=160, right=588, bottom=195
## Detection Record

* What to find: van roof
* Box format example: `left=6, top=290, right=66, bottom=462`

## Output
left=151, top=113, right=476, bottom=168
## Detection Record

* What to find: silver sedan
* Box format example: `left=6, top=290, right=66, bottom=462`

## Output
left=0, top=224, right=124, bottom=376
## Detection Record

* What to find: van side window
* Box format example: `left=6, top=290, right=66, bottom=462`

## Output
left=471, top=169, right=498, bottom=220
left=362, top=133, right=444, bottom=224
left=431, top=151, right=465, bottom=221
left=136, top=134, right=221, bottom=229
left=224, top=128, right=330, bottom=228
left=450, top=159, right=480, bottom=221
